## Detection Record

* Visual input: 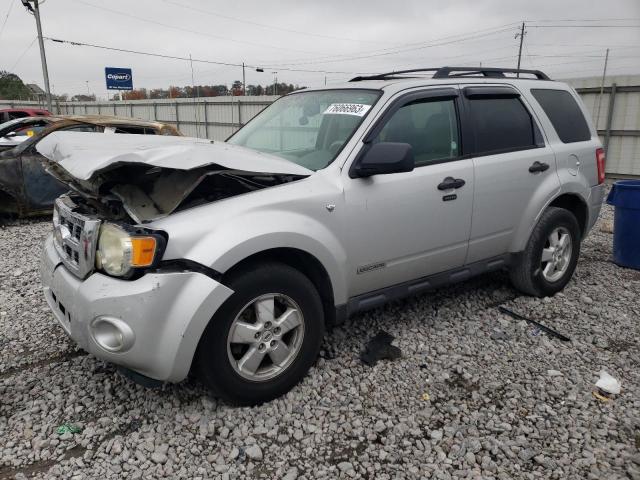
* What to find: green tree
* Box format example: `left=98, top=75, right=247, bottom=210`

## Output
left=0, top=71, right=34, bottom=100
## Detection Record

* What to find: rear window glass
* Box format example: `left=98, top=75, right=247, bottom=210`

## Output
left=531, top=89, right=591, bottom=143
left=9, top=112, right=30, bottom=120
left=467, top=97, right=537, bottom=154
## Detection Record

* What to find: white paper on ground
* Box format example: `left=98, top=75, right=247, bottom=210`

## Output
left=595, top=370, right=621, bottom=395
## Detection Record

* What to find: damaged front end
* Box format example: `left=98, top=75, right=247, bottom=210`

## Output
left=36, top=132, right=311, bottom=223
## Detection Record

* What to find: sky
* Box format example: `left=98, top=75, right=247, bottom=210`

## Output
left=0, top=0, right=639, bottom=99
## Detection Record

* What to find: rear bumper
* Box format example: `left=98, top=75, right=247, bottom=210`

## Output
left=586, top=183, right=606, bottom=234
left=40, top=234, right=234, bottom=382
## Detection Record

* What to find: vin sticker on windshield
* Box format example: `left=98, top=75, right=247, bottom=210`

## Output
left=324, top=103, right=371, bottom=116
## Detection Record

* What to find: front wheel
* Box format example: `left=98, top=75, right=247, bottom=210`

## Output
left=197, top=262, right=325, bottom=406
left=510, top=207, right=581, bottom=297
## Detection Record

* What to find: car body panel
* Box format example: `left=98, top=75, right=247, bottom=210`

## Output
left=41, top=234, right=234, bottom=382
left=36, top=131, right=312, bottom=181
left=36, top=74, right=605, bottom=384
left=343, top=159, right=474, bottom=296
left=151, top=169, right=349, bottom=305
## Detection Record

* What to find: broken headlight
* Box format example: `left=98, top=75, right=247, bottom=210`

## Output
left=95, top=223, right=164, bottom=277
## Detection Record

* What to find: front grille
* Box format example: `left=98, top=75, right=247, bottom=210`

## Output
left=53, top=195, right=101, bottom=279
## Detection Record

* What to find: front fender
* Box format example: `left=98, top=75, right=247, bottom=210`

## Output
left=164, top=210, right=349, bottom=306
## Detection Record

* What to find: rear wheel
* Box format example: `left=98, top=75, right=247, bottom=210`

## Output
left=510, top=207, right=581, bottom=297
left=197, top=262, right=324, bottom=406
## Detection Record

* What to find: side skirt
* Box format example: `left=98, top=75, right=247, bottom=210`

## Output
left=345, top=254, right=514, bottom=317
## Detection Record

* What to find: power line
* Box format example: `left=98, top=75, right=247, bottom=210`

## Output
left=256, top=22, right=520, bottom=66
left=10, top=36, right=38, bottom=71
left=259, top=25, right=517, bottom=67
left=528, top=43, right=640, bottom=49
left=0, top=0, right=15, bottom=42
left=44, top=37, right=374, bottom=75
left=159, top=0, right=388, bottom=45
left=75, top=0, right=332, bottom=56
left=528, top=24, right=640, bottom=28
left=525, top=18, right=640, bottom=22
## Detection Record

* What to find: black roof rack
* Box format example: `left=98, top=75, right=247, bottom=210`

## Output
left=349, top=66, right=551, bottom=82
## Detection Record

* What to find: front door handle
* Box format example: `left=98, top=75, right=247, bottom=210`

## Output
left=438, top=177, right=466, bottom=190
left=529, top=161, right=550, bottom=173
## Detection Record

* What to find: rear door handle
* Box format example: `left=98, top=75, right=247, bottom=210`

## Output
left=529, top=161, right=550, bottom=173
left=437, top=177, right=466, bottom=190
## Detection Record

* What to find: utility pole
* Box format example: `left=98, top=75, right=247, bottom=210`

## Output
left=595, top=48, right=610, bottom=130
left=21, top=0, right=52, bottom=111
left=242, top=62, right=246, bottom=96
left=189, top=54, right=200, bottom=138
left=515, top=22, right=526, bottom=77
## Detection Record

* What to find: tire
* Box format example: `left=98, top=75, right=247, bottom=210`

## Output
left=510, top=207, right=581, bottom=297
left=197, top=262, right=325, bottom=406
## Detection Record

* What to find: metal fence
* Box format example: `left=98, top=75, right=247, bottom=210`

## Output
left=0, top=96, right=279, bottom=141
left=567, top=75, right=640, bottom=178
left=2, top=76, right=639, bottom=176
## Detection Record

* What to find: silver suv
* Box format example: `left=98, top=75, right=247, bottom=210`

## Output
left=39, top=67, right=606, bottom=405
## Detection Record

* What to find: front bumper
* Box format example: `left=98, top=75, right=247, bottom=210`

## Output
left=40, top=234, right=234, bottom=382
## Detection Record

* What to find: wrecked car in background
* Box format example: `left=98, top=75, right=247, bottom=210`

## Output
left=37, top=71, right=605, bottom=406
left=0, top=116, right=61, bottom=151
left=0, top=116, right=182, bottom=216
left=0, top=107, right=51, bottom=123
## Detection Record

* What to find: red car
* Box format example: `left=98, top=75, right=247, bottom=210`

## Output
left=0, top=108, right=52, bottom=123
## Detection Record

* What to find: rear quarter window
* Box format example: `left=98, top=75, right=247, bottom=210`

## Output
left=530, top=89, right=591, bottom=143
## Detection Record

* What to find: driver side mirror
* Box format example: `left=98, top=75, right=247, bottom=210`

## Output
left=350, top=142, right=414, bottom=178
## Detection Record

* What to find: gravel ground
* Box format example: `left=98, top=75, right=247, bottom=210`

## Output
left=0, top=200, right=639, bottom=480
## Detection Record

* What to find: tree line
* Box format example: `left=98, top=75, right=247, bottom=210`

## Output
left=0, top=71, right=303, bottom=102
left=116, top=80, right=302, bottom=100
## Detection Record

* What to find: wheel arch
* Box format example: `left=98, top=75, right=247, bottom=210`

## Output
left=511, top=189, right=589, bottom=253
left=548, top=193, right=588, bottom=238
left=221, top=247, right=342, bottom=327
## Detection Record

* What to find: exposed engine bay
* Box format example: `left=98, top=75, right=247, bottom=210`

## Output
left=46, top=162, right=303, bottom=223
left=35, top=132, right=311, bottom=223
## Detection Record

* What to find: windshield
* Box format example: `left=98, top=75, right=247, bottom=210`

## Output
left=228, top=89, right=381, bottom=171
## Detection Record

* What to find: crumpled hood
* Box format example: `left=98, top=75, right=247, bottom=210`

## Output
left=36, top=131, right=312, bottom=179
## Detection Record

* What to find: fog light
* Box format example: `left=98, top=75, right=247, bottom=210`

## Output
left=90, top=316, right=135, bottom=353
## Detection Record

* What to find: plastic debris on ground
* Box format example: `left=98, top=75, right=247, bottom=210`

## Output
left=56, top=424, right=82, bottom=435
left=360, top=330, right=401, bottom=366
left=593, top=370, right=622, bottom=401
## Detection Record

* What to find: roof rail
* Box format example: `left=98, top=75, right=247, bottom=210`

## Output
left=349, top=66, right=551, bottom=82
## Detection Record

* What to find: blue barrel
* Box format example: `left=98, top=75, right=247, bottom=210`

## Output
left=606, top=180, right=640, bottom=270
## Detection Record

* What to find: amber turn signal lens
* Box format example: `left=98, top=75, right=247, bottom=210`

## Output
left=130, top=237, right=157, bottom=267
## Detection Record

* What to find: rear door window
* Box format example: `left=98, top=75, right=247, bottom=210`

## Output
left=466, top=95, right=538, bottom=154
left=531, top=89, right=591, bottom=143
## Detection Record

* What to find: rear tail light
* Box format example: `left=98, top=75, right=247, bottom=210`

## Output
left=596, top=148, right=606, bottom=184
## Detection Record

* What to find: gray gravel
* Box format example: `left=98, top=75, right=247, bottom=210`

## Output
left=1, top=199, right=639, bottom=480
